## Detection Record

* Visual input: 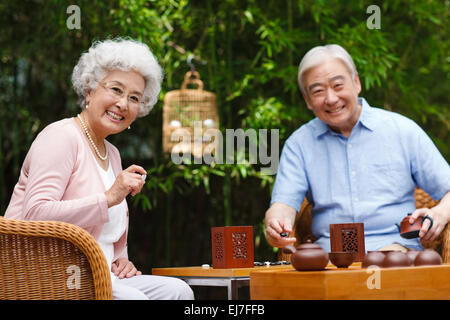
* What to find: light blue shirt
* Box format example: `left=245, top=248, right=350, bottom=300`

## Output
left=271, top=97, right=450, bottom=252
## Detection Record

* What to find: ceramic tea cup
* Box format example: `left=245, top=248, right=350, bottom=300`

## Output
left=414, top=249, right=442, bottom=266
left=383, top=251, right=410, bottom=268
left=329, top=251, right=357, bottom=268
left=362, top=251, right=386, bottom=268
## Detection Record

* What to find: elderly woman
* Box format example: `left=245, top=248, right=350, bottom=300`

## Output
left=5, top=38, right=194, bottom=300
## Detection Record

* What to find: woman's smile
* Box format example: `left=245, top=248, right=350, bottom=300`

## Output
left=105, top=110, right=125, bottom=122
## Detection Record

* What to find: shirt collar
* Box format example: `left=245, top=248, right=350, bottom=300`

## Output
left=357, top=97, right=376, bottom=131
left=313, top=97, right=376, bottom=138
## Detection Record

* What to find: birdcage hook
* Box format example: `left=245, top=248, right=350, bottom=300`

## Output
left=187, top=54, right=196, bottom=74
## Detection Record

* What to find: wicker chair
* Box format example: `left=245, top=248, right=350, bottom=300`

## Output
left=0, top=217, right=113, bottom=300
left=279, top=188, right=450, bottom=263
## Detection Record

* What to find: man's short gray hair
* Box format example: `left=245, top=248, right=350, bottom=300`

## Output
left=71, top=37, right=163, bottom=117
left=297, top=44, right=358, bottom=95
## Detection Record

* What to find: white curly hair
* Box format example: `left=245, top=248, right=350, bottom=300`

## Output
left=71, top=37, right=163, bottom=117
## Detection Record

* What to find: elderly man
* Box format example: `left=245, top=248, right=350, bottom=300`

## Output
left=266, top=44, right=450, bottom=252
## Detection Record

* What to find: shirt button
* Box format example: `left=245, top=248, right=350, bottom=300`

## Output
left=351, top=170, right=356, bottom=176
left=348, top=144, right=353, bottom=148
left=354, top=197, right=359, bottom=201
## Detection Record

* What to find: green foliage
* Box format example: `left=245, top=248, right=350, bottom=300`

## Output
left=0, top=0, right=448, bottom=270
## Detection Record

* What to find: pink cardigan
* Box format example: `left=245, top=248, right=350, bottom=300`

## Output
left=5, top=117, right=129, bottom=261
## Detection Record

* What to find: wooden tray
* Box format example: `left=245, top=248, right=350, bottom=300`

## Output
left=250, top=263, right=450, bottom=299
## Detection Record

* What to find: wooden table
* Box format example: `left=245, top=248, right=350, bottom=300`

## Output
left=250, top=263, right=450, bottom=299
left=152, top=265, right=291, bottom=300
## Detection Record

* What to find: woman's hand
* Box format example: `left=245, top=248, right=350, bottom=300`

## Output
left=104, top=164, right=147, bottom=208
left=111, top=257, right=142, bottom=279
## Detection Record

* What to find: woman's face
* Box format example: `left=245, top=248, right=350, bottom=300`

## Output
left=85, top=69, right=145, bottom=138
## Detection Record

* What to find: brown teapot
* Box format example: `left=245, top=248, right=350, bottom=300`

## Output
left=396, top=213, right=432, bottom=239
left=283, top=239, right=329, bottom=271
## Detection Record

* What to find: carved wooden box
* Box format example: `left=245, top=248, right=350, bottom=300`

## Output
left=329, top=223, right=365, bottom=262
left=211, top=226, right=254, bottom=269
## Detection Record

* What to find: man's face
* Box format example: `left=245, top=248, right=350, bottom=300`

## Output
left=302, top=58, right=362, bottom=137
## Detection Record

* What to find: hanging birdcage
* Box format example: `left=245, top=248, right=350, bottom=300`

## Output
left=162, top=71, right=220, bottom=158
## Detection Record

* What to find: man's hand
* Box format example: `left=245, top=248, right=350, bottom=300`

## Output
left=112, top=257, right=142, bottom=279
left=265, top=202, right=297, bottom=247
left=409, top=191, right=450, bottom=243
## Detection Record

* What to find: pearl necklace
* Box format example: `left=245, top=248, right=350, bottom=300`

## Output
left=77, top=114, right=108, bottom=161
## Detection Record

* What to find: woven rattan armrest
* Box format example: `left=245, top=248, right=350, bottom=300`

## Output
left=0, top=217, right=112, bottom=300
